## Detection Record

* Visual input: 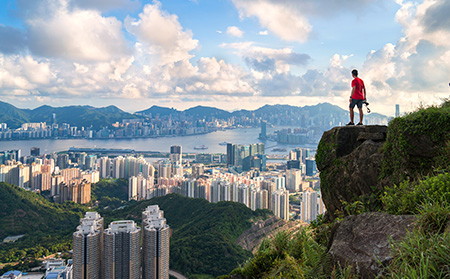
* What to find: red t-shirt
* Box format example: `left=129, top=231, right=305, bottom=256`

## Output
left=351, top=77, right=365, bottom=100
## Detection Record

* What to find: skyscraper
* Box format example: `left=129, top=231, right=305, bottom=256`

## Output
left=259, top=121, right=267, bottom=139
left=142, top=205, right=170, bottom=279
left=104, top=221, right=141, bottom=279
left=395, top=104, right=400, bottom=118
left=226, top=143, right=234, bottom=167
left=30, top=147, right=40, bottom=156
left=73, top=212, right=104, bottom=279
left=305, top=159, right=317, bottom=176
left=169, top=145, right=182, bottom=164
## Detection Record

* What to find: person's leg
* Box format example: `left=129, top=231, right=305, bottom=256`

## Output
left=358, top=107, right=363, bottom=124
left=349, top=107, right=354, bottom=124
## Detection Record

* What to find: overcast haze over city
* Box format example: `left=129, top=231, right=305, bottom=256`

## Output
left=1, top=0, right=449, bottom=116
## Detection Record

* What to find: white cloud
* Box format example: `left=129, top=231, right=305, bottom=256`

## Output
left=26, top=6, right=129, bottom=62
left=232, top=0, right=311, bottom=42
left=361, top=0, right=450, bottom=110
left=226, top=26, right=244, bottom=38
left=125, top=1, right=198, bottom=65
left=0, top=55, right=54, bottom=91
left=259, top=30, right=268, bottom=35
left=222, top=43, right=310, bottom=74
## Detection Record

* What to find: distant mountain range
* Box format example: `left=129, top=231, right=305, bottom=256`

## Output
left=0, top=100, right=387, bottom=129
left=0, top=101, right=137, bottom=129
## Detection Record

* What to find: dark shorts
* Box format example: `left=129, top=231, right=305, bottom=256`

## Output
left=350, top=99, right=364, bottom=109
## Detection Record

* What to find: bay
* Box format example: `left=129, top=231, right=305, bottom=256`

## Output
left=0, top=127, right=317, bottom=156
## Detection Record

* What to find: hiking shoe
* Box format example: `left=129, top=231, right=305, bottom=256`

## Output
left=357, top=122, right=363, bottom=125
left=346, top=122, right=354, bottom=126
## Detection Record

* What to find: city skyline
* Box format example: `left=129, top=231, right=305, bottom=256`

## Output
left=1, top=0, right=449, bottom=116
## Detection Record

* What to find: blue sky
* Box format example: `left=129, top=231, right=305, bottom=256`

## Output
left=0, top=0, right=449, bottom=116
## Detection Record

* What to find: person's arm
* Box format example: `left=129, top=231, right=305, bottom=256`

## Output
left=350, top=86, right=355, bottom=101
left=363, top=86, right=367, bottom=100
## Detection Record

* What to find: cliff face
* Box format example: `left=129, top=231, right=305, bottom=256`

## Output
left=316, top=102, right=450, bottom=277
left=316, top=125, right=387, bottom=219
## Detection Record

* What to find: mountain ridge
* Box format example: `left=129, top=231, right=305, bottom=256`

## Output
left=0, top=101, right=388, bottom=129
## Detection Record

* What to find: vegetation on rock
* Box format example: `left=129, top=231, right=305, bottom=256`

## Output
left=382, top=172, right=450, bottom=214
left=381, top=100, right=450, bottom=185
left=220, top=229, right=354, bottom=279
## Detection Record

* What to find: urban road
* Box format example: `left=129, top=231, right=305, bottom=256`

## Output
left=169, top=269, right=188, bottom=279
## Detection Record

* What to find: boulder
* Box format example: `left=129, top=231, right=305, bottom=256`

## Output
left=316, top=125, right=387, bottom=219
left=329, top=212, right=416, bottom=278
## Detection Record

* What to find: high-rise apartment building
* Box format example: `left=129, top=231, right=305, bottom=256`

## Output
left=271, top=188, right=289, bottom=220
left=57, top=179, right=91, bottom=204
left=104, top=221, right=141, bottom=279
left=142, top=205, right=170, bottom=279
left=285, top=169, right=302, bottom=192
left=73, top=212, right=104, bottom=279
left=301, top=189, right=320, bottom=223
left=169, top=145, right=182, bottom=164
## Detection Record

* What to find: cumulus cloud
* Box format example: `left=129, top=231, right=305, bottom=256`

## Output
left=226, top=26, right=244, bottom=37
left=28, top=9, right=128, bottom=61
left=0, top=55, right=54, bottom=91
left=232, top=0, right=311, bottom=42
left=362, top=0, right=450, bottom=108
left=222, top=43, right=310, bottom=73
left=231, top=0, right=381, bottom=43
left=421, top=0, right=450, bottom=32
left=125, top=1, right=198, bottom=65
left=255, top=55, right=352, bottom=97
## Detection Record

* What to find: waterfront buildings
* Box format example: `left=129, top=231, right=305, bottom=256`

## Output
left=169, top=145, right=182, bottom=164
left=226, top=143, right=266, bottom=171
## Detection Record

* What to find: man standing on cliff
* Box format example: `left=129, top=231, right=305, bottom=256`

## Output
left=347, top=69, right=366, bottom=125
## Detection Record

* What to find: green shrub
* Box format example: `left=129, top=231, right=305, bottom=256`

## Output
left=381, top=102, right=450, bottom=185
left=385, top=202, right=450, bottom=279
left=226, top=228, right=356, bottom=279
left=416, top=202, right=450, bottom=235
left=382, top=173, right=450, bottom=214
